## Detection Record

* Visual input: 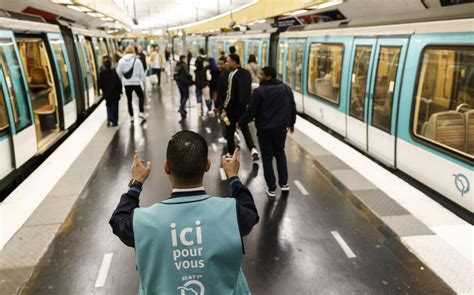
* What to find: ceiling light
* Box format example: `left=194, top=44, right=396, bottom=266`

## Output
left=282, top=12, right=292, bottom=16
left=290, top=9, right=308, bottom=16
left=66, top=5, right=92, bottom=13
left=142, top=30, right=149, bottom=34
left=87, top=12, right=106, bottom=18
left=309, top=0, right=344, bottom=10
left=256, top=19, right=266, bottom=23
left=101, top=17, right=114, bottom=21
left=248, top=22, right=255, bottom=26
left=177, top=30, right=183, bottom=37
left=50, top=0, right=74, bottom=4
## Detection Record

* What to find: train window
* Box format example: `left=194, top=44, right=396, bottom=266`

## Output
left=235, top=41, right=245, bottom=60
left=413, top=46, right=474, bottom=157
left=372, top=46, right=401, bottom=132
left=51, top=41, right=73, bottom=104
left=85, top=39, right=98, bottom=97
left=253, top=42, right=259, bottom=63
left=308, top=43, right=344, bottom=104
left=0, top=38, right=32, bottom=132
left=295, top=43, right=304, bottom=92
left=350, top=45, right=372, bottom=120
left=286, top=43, right=295, bottom=87
left=217, top=41, right=224, bottom=58
left=0, top=80, right=9, bottom=136
left=98, top=39, right=109, bottom=66
left=277, top=42, right=285, bottom=80
left=262, top=41, right=268, bottom=67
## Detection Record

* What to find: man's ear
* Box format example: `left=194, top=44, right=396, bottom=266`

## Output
left=164, top=160, right=171, bottom=175
left=205, top=159, right=211, bottom=172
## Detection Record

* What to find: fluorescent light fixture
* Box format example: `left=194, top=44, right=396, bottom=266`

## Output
left=282, top=12, right=292, bottom=16
left=101, top=17, right=114, bottom=21
left=50, top=0, right=74, bottom=4
left=142, top=30, right=149, bottom=34
left=87, top=12, right=106, bottom=18
left=177, top=30, right=183, bottom=37
left=290, top=9, right=308, bottom=16
left=256, top=19, right=266, bottom=23
left=67, top=5, right=92, bottom=13
left=309, top=0, right=344, bottom=10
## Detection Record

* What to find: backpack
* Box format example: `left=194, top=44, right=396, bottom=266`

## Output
left=123, top=58, right=136, bottom=79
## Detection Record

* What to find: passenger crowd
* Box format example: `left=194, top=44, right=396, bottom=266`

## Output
left=107, top=42, right=297, bottom=295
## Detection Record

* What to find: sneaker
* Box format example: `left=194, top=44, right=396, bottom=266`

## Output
left=266, top=189, right=277, bottom=198
left=207, top=111, right=214, bottom=117
left=281, top=184, right=290, bottom=192
left=106, top=121, right=112, bottom=127
left=139, top=112, right=147, bottom=120
left=234, top=133, right=241, bottom=144
left=251, top=147, right=259, bottom=161
left=224, top=153, right=232, bottom=160
left=130, top=116, right=134, bottom=123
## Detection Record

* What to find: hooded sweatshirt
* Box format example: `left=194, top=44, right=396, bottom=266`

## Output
left=116, top=53, right=146, bottom=86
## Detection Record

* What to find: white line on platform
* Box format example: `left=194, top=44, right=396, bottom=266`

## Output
left=331, top=231, right=356, bottom=258
left=95, top=253, right=114, bottom=288
left=205, top=127, right=212, bottom=134
left=294, top=180, right=309, bottom=195
left=211, top=143, right=217, bottom=152
left=219, top=168, right=227, bottom=181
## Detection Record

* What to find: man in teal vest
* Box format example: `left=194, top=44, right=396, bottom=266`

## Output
left=110, top=130, right=259, bottom=294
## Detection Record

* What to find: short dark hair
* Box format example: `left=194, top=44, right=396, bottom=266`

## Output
left=261, top=66, right=277, bottom=79
left=166, top=131, right=208, bottom=183
left=229, top=46, right=236, bottom=54
left=179, top=55, right=186, bottom=62
left=228, top=53, right=240, bottom=65
left=199, top=48, right=206, bottom=55
left=247, top=54, right=257, bottom=64
left=218, top=56, right=227, bottom=63
left=102, top=55, right=112, bottom=69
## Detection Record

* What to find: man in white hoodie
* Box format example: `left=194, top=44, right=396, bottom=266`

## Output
left=116, top=45, right=147, bottom=122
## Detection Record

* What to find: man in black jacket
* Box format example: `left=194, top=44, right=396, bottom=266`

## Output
left=222, top=54, right=259, bottom=160
left=239, top=66, right=296, bottom=198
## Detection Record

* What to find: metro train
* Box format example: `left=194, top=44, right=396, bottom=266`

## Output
left=0, top=15, right=118, bottom=198
left=176, top=18, right=473, bottom=216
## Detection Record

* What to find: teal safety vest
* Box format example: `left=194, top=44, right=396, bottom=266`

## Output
left=133, top=194, right=251, bottom=295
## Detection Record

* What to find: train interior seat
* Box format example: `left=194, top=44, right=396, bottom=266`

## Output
left=424, top=111, right=466, bottom=152
left=465, top=110, right=474, bottom=155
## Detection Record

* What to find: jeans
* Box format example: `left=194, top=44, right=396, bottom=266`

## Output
left=257, top=128, right=288, bottom=191
left=152, top=68, right=161, bottom=86
left=177, top=82, right=189, bottom=112
left=106, top=100, right=119, bottom=124
left=225, top=118, right=256, bottom=155
left=196, top=87, right=212, bottom=112
left=125, top=85, right=144, bottom=117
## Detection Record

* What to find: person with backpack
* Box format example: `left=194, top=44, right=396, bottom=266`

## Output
left=98, top=56, right=122, bottom=127
left=174, top=55, right=193, bottom=118
left=194, top=58, right=210, bottom=116
left=117, top=45, right=147, bottom=123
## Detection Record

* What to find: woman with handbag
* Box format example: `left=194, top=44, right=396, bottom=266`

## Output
left=174, top=55, right=193, bottom=118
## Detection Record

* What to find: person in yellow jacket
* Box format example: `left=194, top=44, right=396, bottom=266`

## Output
left=149, top=45, right=165, bottom=87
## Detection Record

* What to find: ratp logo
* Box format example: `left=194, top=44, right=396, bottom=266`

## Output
left=453, top=174, right=470, bottom=197
left=177, top=280, right=205, bottom=295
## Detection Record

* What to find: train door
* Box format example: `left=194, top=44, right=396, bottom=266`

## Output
left=47, top=33, right=77, bottom=129
left=0, top=31, right=37, bottom=166
left=0, top=65, right=15, bottom=178
left=346, top=38, right=377, bottom=149
left=85, top=38, right=98, bottom=100
left=293, top=39, right=306, bottom=112
left=277, top=39, right=287, bottom=81
left=261, top=40, right=268, bottom=67
left=74, top=34, right=90, bottom=110
left=346, top=37, right=408, bottom=165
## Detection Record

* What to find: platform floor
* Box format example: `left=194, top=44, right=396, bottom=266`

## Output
left=19, top=80, right=454, bottom=294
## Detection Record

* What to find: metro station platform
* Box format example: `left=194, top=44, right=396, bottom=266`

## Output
left=0, top=77, right=472, bottom=295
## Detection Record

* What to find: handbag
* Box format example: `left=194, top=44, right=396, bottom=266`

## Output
left=123, top=58, right=136, bottom=79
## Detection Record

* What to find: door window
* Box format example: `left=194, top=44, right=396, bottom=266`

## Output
left=51, top=40, right=73, bottom=104
left=295, top=43, right=305, bottom=92
left=0, top=38, right=31, bottom=132
left=235, top=41, right=245, bottom=59
left=413, top=46, right=474, bottom=157
left=286, top=43, right=296, bottom=87
left=350, top=45, right=372, bottom=120
left=372, top=46, right=401, bottom=132
left=277, top=42, right=285, bottom=80
left=262, top=41, right=268, bottom=67
left=308, top=43, right=344, bottom=104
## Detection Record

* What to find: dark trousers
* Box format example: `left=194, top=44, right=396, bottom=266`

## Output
left=225, top=118, right=255, bottom=154
left=258, top=128, right=288, bottom=191
left=106, top=100, right=119, bottom=124
left=177, top=82, right=189, bottom=112
left=125, top=85, right=144, bottom=117
left=152, top=68, right=161, bottom=86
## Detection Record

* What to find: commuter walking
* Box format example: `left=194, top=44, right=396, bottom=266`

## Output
left=110, top=131, right=259, bottom=294
left=194, top=58, right=210, bottom=116
left=135, top=46, right=147, bottom=72
left=175, top=55, right=193, bottom=118
left=244, top=54, right=260, bottom=92
left=117, top=45, right=147, bottom=122
left=150, top=45, right=165, bottom=87
left=221, top=54, right=259, bottom=160
left=239, top=66, right=296, bottom=198
left=208, top=57, right=220, bottom=114
left=98, top=56, right=122, bottom=127
left=215, top=57, right=229, bottom=112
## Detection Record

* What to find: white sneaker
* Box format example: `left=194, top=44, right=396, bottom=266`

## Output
left=235, top=133, right=241, bottom=144
left=130, top=116, right=134, bottom=123
left=139, top=112, right=147, bottom=120
left=224, top=153, right=232, bottom=160
left=266, top=189, right=277, bottom=198
left=218, top=137, right=227, bottom=144
left=207, top=111, right=214, bottom=117
left=251, top=147, right=259, bottom=161
left=281, top=184, right=290, bottom=192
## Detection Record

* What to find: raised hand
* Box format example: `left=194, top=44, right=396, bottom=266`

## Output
left=221, top=148, right=240, bottom=178
left=131, top=150, right=152, bottom=183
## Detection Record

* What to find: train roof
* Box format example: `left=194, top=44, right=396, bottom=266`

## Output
left=71, top=27, right=111, bottom=38
left=0, top=17, right=60, bottom=33
left=208, top=30, right=275, bottom=40
left=280, top=18, right=474, bottom=38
